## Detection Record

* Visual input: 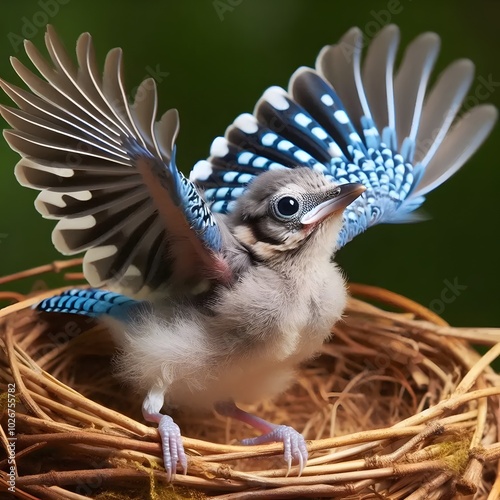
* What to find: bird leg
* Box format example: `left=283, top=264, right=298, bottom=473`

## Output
left=142, top=387, right=187, bottom=481
left=214, top=400, right=308, bottom=475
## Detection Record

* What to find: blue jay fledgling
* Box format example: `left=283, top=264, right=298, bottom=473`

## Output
left=0, top=25, right=496, bottom=479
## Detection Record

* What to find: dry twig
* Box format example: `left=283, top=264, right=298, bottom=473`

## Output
left=0, top=262, right=498, bottom=498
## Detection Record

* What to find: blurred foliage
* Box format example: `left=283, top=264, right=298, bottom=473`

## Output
left=0, top=0, right=498, bottom=328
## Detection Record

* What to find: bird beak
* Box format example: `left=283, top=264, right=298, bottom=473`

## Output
left=300, top=183, right=366, bottom=226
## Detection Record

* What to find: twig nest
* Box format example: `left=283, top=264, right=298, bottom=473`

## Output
left=1, top=270, right=499, bottom=499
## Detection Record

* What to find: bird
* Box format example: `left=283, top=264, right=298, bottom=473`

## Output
left=0, top=24, right=496, bottom=480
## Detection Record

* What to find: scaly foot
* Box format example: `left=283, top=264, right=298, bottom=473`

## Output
left=157, top=414, right=187, bottom=481
left=241, top=424, right=308, bottom=475
left=215, top=400, right=308, bottom=475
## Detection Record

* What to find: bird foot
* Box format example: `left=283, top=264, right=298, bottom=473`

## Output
left=241, top=424, right=308, bottom=475
left=157, top=415, right=187, bottom=481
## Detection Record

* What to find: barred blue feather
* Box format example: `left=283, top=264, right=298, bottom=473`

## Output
left=124, top=138, right=222, bottom=253
left=37, top=288, right=147, bottom=321
left=191, top=26, right=497, bottom=248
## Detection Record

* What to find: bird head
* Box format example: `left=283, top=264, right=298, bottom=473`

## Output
left=230, top=168, right=365, bottom=264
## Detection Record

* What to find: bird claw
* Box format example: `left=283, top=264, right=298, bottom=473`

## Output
left=158, top=415, right=187, bottom=481
left=241, top=424, right=308, bottom=476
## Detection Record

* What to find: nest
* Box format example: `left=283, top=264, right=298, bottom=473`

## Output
left=0, top=261, right=499, bottom=499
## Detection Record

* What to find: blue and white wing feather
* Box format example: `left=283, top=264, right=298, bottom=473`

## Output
left=192, top=25, right=497, bottom=248
left=0, top=26, right=226, bottom=295
left=37, top=288, right=149, bottom=322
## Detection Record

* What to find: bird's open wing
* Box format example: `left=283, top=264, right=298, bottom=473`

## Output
left=1, top=26, right=228, bottom=295
left=192, top=25, right=497, bottom=248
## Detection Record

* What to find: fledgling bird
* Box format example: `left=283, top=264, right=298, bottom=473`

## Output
left=0, top=25, right=496, bottom=479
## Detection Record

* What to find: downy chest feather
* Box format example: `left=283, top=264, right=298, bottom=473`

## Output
left=212, top=260, right=347, bottom=363
left=193, top=261, right=348, bottom=405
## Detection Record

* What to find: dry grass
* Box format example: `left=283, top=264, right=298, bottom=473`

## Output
left=0, top=260, right=499, bottom=499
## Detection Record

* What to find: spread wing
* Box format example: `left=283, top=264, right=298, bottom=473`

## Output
left=191, top=25, right=497, bottom=248
left=1, top=26, right=228, bottom=296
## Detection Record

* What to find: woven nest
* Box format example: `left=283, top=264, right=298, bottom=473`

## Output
left=0, top=260, right=499, bottom=500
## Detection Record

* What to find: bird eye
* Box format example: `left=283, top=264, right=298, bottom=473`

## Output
left=274, top=196, right=301, bottom=219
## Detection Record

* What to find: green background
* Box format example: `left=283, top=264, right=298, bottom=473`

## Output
left=0, top=0, right=498, bottom=327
